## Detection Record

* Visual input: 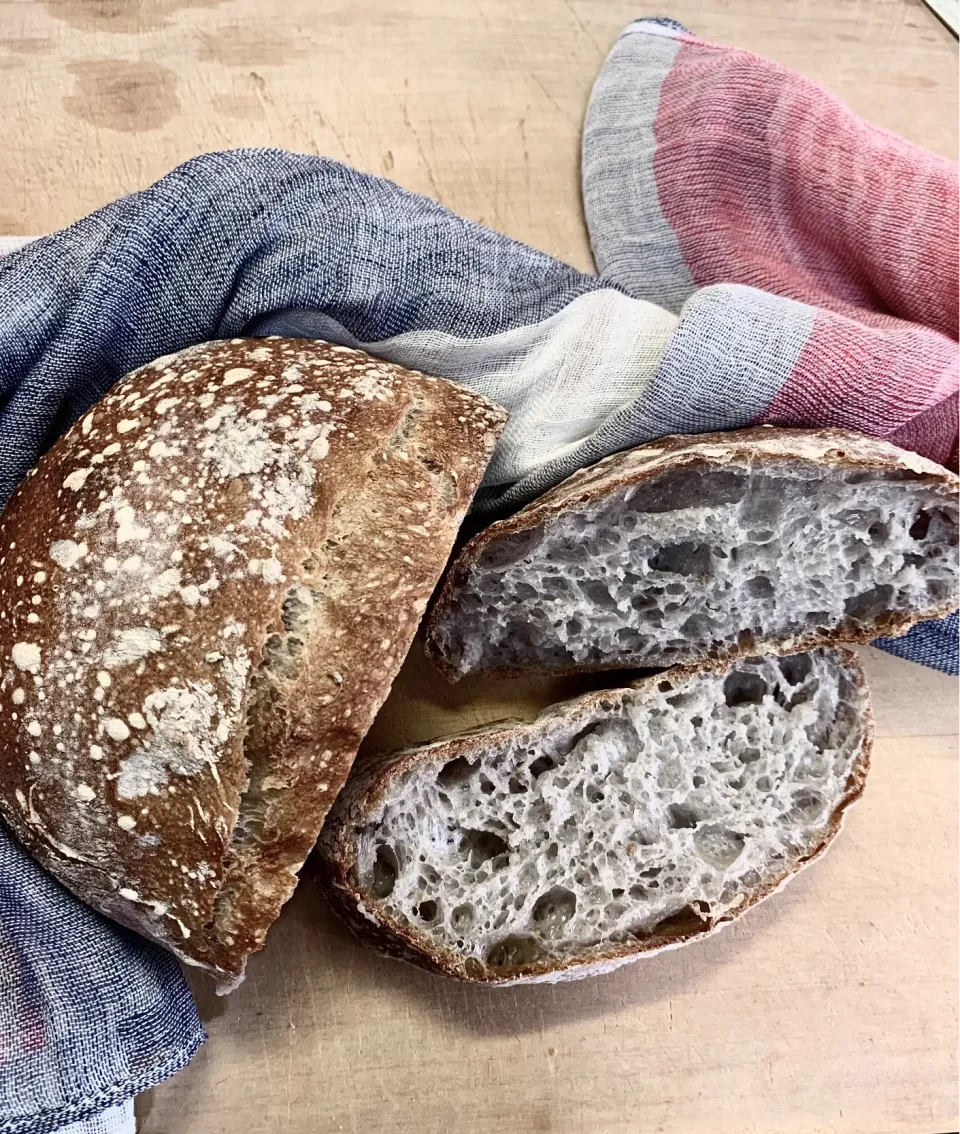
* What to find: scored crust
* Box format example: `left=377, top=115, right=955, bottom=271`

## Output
left=316, top=648, right=872, bottom=984
left=0, top=336, right=505, bottom=985
left=424, top=426, right=960, bottom=680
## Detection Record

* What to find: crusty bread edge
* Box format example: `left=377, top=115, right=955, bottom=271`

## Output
left=0, top=338, right=508, bottom=986
left=315, top=648, right=873, bottom=984
left=424, top=426, right=959, bottom=681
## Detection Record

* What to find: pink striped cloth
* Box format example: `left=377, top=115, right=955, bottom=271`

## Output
left=585, top=18, right=959, bottom=471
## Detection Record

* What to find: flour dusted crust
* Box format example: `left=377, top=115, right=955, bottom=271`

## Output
left=0, top=337, right=505, bottom=985
left=425, top=426, right=960, bottom=680
left=318, top=649, right=872, bottom=984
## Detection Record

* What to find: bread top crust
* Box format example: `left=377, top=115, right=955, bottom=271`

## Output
left=425, top=426, right=960, bottom=679
left=317, top=648, right=872, bottom=983
left=0, top=337, right=505, bottom=980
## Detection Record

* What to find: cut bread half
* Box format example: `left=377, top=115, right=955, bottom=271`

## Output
left=318, top=648, right=871, bottom=984
left=425, top=427, right=959, bottom=679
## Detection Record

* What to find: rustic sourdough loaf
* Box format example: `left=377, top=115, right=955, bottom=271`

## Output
left=318, top=648, right=870, bottom=983
left=425, top=427, right=959, bottom=679
left=0, top=337, right=505, bottom=987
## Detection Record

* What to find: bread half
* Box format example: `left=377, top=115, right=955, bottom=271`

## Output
left=425, top=427, right=959, bottom=679
left=0, top=337, right=505, bottom=986
left=318, top=648, right=871, bottom=983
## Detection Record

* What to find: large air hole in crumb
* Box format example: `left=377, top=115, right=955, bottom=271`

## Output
left=693, top=827, right=746, bottom=869
left=546, top=539, right=592, bottom=566
left=437, top=756, right=477, bottom=787
left=531, top=887, right=577, bottom=938
left=372, top=844, right=399, bottom=898
left=909, top=510, right=931, bottom=540
left=744, top=575, right=774, bottom=599
left=580, top=580, right=619, bottom=609
left=666, top=691, right=696, bottom=710
left=649, top=902, right=710, bottom=939
left=939, top=509, right=960, bottom=546
left=451, top=903, right=475, bottom=931
left=778, top=654, right=813, bottom=685
left=738, top=486, right=782, bottom=527
left=844, top=584, right=894, bottom=622
left=461, top=829, right=509, bottom=868
left=617, top=627, right=650, bottom=650
left=627, top=468, right=747, bottom=513
left=415, top=900, right=439, bottom=922
left=789, top=791, right=825, bottom=822
left=723, top=671, right=768, bottom=707
left=648, top=542, right=712, bottom=577
left=486, top=935, right=543, bottom=968
left=667, top=803, right=699, bottom=829
left=680, top=613, right=717, bottom=638
left=529, top=754, right=555, bottom=778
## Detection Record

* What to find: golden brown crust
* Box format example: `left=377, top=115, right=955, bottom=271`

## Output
left=0, top=337, right=505, bottom=983
left=316, top=648, right=872, bottom=984
left=424, top=426, right=960, bottom=681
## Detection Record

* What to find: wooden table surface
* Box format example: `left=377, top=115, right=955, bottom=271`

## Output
left=2, top=2, right=958, bottom=1132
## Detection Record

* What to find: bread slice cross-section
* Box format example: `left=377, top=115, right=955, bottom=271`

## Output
left=318, top=648, right=870, bottom=984
left=426, top=427, right=959, bottom=679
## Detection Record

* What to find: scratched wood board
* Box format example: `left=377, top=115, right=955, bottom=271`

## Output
left=1, top=1, right=958, bottom=1132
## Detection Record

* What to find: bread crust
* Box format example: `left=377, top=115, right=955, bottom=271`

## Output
left=317, top=648, right=872, bottom=984
left=0, top=337, right=505, bottom=984
left=425, top=426, right=960, bottom=680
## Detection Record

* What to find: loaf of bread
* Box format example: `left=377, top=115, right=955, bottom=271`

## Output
left=425, top=427, right=959, bottom=679
left=318, top=648, right=870, bottom=983
left=0, top=337, right=505, bottom=987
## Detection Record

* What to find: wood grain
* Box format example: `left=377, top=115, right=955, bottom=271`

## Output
left=0, top=0, right=957, bottom=268
left=1, top=0, right=957, bottom=1131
